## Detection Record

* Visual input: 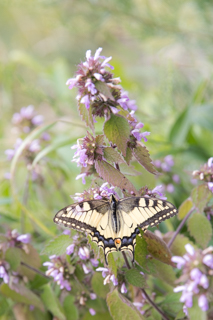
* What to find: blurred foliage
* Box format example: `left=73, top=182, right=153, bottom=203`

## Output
left=1, top=0, right=213, bottom=319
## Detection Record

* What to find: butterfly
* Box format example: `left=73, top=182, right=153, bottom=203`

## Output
left=54, top=195, right=177, bottom=264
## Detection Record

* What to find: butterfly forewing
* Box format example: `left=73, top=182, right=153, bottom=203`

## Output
left=54, top=196, right=178, bottom=264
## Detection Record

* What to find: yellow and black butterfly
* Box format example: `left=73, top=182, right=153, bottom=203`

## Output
left=54, top=195, right=177, bottom=264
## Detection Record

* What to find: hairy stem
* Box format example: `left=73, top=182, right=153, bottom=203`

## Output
left=122, top=252, right=170, bottom=320
left=167, top=206, right=195, bottom=248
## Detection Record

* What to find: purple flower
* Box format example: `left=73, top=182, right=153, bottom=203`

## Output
left=96, top=267, right=109, bottom=278
left=198, top=294, right=209, bottom=311
left=85, top=79, right=97, bottom=95
left=32, top=115, right=43, bottom=126
left=110, top=274, right=118, bottom=286
left=185, top=244, right=195, bottom=256
left=207, top=157, right=213, bottom=168
left=78, top=247, right=90, bottom=260
left=90, top=293, right=97, bottom=300
left=5, top=149, right=15, bottom=161
left=66, top=244, right=75, bottom=255
left=199, top=274, right=209, bottom=289
left=72, top=145, right=88, bottom=167
left=171, top=256, right=186, bottom=269
left=63, top=230, right=71, bottom=235
left=28, top=140, right=40, bottom=153
left=121, top=283, right=128, bottom=294
left=151, top=185, right=167, bottom=200
left=17, top=234, right=31, bottom=244
left=20, top=105, right=34, bottom=119
left=203, top=254, right=213, bottom=268
left=82, top=264, right=91, bottom=274
left=173, top=174, right=180, bottom=183
left=89, top=308, right=96, bottom=316
left=12, top=113, right=22, bottom=124
left=90, top=258, right=99, bottom=267
left=207, top=182, right=213, bottom=193
left=76, top=173, right=87, bottom=184
left=164, top=155, right=174, bottom=167
left=81, top=95, right=90, bottom=109
left=166, top=183, right=175, bottom=193
left=0, top=265, right=9, bottom=284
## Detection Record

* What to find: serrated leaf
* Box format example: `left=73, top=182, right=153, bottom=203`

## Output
left=170, top=234, right=196, bottom=257
left=132, top=142, right=157, bottom=175
left=5, top=247, right=21, bottom=271
left=108, top=253, right=117, bottom=278
left=187, top=296, right=207, bottom=320
left=95, top=134, right=105, bottom=146
left=144, top=231, right=173, bottom=266
left=18, top=244, right=41, bottom=280
left=103, top=147, right=125, bottom=164
left=78, top=101, right=94, bottom=130
left=178, top=199, right=194, bottom=220
left=41, top=235, right=71, bottom=256
left=104, top=114, right=130, bottom=157
left=91, top=272, right=110, bottom=299
left=95, top=81, right=114, bottom=100
left=41, top=284, right=66, bottom=320
left=107, top=288, right=145, bottom=320
left=125, top=269, right=146, bottom=288
left=191, top=184, right=212, bottom=213
left=151, top=260, right=176, bottom=286
left=95, top=160, right=137, bottom=194
left=0, top=283, right=44, bottom=311
left=63, top=295, right=79, bottom=320
left=187, top=213, right=212, bottom=248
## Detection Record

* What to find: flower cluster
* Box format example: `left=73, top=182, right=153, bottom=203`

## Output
left=153, top=155, right=180, bottom=194
left=0, top=229, right=31, bottom=286
left=73, top=182, right=118, bottom=202
left=192, top=157, right=213, bottom=193
left=12, top=105, right=44, bottom=133
left=5, top=105, right=50, bottom=181
left=138, top=185, right=167, bottom=201
left=172, top=244, right=213, bottom=312
left=43, top=255, right=71, bottom=291
left=96, top=267, right=127, bottom=295
left=66, top=48, right=138, bottom=115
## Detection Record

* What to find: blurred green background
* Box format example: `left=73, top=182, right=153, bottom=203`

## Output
left=1, top=0, right=213, bottom=236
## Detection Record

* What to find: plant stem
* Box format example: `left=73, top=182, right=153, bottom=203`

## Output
left=122, top=251, right=170, bottom=320
left=21, top=261, right=50, bottom=279
left=167, top=206, right=195, bottom=248
left=21, top=172, right=30, bottom=234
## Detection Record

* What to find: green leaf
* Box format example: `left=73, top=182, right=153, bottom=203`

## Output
left=187, top=296, right=207, bottom=320
left=107, top=288, right=145, bottom=320
left=108, top=253, right=117, bottom=278
left=78, top=101, right=94, bottom=130
left=13, top=303, right=35, bottom=320
left=95, top=81, right=114, bottom=101
left=170, top=234, right=196, bottom=257
left=104, top=114, right=130, bottom=157
left=0, top=295, right=9, bottom=317
left=125, top=269, right=146, bottom=288
left=63, top=295, right=79, bottom=320
left=132, top=142, right=157, bottom=175
left=119, top=163, right=142, bottom=176
left=0, top=283, right=44, bottom=311
left=135, top=233, right=148, bottom=268
left=187, top=213, right=212, bottom=248
left=161, top=292, right=182, bottom=315
left=41, top=235, right=71, bottom=256
left=191, top=184, right=212, bottom=213
left=124, top=147, right=133, bottom=165
left=5, top=247, right=21, bottom=271
left=151, top=260, right=176, bottom=286
left=41, top=284, right=66, bottom=320
left=178, top=198, right=194, bottom=220
left=91, top=272, right=110, bottom=299
left=95, top=160, right=137, bottom=194
left=144, top=231, right=173, bottom=266
left=83, top=311, right=112, bottom=320
left=191, top=104, right=213, bottom=132
left=103, top=147, right=125, bottom=164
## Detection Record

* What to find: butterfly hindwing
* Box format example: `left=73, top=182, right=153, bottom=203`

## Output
left=54, top=196, right=178, bottom=264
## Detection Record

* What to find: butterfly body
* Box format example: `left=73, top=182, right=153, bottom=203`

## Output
left=54, top=195, right=177, bottom=264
